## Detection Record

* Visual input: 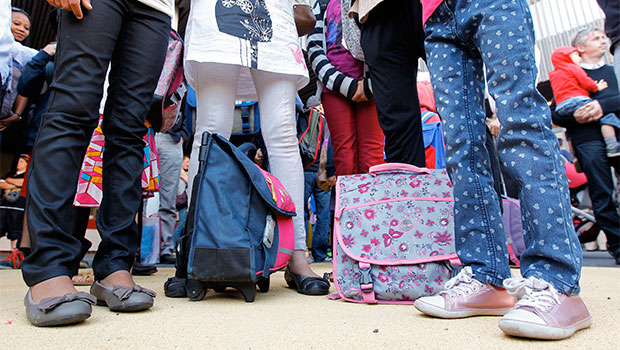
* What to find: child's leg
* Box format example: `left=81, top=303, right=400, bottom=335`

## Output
left=601, top=124, right=616, bottom=139
left=419, top=0, right=590, bottom=339
left=600, top=114, right=620, bottom=156
left=555, top=96, right=591, bottom=118
left=472, top=0, right=591, bottom=338
left=424, top=3, right=512, bottom=287
left=473, top=2, right=582, bottom=295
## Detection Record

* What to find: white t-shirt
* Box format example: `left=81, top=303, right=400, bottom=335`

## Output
left=138, top=0, right=175, bottom=17
left=184, top=0, right=309, bottom=100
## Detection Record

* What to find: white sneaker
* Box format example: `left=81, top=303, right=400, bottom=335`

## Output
left=499, top=277, right=593, bottom=340
left=414, top=267, right=516, bottom=318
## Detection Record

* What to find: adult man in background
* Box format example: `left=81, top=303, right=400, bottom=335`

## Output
left=552, top=28, right=620, bottom=265
left=596, top=0, right=619, bottom=83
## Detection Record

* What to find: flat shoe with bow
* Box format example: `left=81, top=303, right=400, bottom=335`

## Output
left=90, top=281, right=155, bottom=312
left=284, top=267, right=330, bottom=295
left=24, top=290, right=96, bottom=327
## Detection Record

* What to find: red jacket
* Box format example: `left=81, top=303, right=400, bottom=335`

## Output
left=549, top=47, right=599, bottom=105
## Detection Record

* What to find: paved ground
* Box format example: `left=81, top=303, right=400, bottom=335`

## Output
left=1, top=262, right=619, bottom=349
left=582, top=250, right=619, bottom=267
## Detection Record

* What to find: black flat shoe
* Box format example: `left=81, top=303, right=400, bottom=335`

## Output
left=164, top=277, right=187, bottom=298
left=159, top=254, right=176, bottom=265
left=284, top=267, right=330, bottom=295
left=131, top=262, right=157, bottom=276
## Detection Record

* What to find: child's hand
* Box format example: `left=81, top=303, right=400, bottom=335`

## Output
left=352, top=80, right=368, bottom=103
left=596, top=79, right=608, bottom=91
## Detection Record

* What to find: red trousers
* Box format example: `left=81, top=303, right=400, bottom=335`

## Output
left=322, top=92, right=385, bottom=176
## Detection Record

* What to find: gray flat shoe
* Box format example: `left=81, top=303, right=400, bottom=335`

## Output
left=90, top=281, right=155, bottom=312
left=24, top=290, right=95, bottom=327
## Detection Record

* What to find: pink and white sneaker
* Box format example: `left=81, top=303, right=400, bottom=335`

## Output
left=499, top=277, right=593, bottom=340
left=414, top=267, right=517, bottom=318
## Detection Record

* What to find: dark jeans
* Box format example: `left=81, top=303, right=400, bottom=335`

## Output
left=573, top=140, right=620, bottom=256
left=303, top=172, right=331, bottom=262
left=22, top=0, right=170, bottom=286
left=360, top=0, right=426, bottom=167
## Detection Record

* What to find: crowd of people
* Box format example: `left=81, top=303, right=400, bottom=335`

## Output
left=0, top=0, right=618, bottom=342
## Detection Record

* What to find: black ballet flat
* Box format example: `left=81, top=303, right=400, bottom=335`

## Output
left=284, top=267, right=330, bottom=295
left=164, top=277, right=187, bottom=298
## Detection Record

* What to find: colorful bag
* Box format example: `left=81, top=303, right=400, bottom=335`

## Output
left=422, top=110, right=446, bottom=169
left=74, top=117, right=160, bottom=207
left=297, top=106, right=325, bottom=169
left=340, top=0, right=364, bottom=61
left=333, top=163, right=459, bottom=304
left=177, top=133, right=295, bottom=302
left=502, top=196, right=526, bottom=265
left=147, top=29, right=186, bottom=133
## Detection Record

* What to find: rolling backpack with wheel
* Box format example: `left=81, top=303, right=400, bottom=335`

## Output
left=174, top=132, right=295, bottom=302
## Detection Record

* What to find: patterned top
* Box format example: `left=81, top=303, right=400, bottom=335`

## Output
left=307, top=0, right=365, bottom=102
left=184, top=0, right=309, bottom=100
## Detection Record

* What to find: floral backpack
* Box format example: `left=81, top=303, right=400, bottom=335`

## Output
left=332, top=163, right=460, bottom=304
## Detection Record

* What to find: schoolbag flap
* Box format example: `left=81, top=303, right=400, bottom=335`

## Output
left=335, top=170, right=457, bottom=266
left=210, top=133, right=296, bottom=217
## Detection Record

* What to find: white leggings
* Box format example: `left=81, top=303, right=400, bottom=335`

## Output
left=187, top=61, right=307, bottom=250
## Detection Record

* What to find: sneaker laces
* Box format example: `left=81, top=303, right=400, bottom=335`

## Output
left=1, top=249, right=25, bottom=269
left=440, top=266, right=484, bottom=298
left=503, top=276, right=561, bottom=312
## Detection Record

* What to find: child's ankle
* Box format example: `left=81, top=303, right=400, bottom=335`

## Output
left=604, top=137, right=620, bottom=155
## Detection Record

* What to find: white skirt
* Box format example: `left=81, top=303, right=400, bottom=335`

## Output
left=184, top=0, right=309, bottom=100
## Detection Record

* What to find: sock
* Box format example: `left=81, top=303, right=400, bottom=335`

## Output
left=604, top=137, right=619, bottom=152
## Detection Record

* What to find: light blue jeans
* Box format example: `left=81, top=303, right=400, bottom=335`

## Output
left=424, top=0, right=582, bottom=294
left=557, top=96, right=620, bottom=130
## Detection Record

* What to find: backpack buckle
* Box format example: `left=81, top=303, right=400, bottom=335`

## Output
left=359, top=263, right=373, bottom=291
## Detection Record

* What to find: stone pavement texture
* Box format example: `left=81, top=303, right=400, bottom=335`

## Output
left=1, top=263, right=618, bottom=349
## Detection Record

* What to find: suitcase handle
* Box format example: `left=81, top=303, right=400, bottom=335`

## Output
left=369, top=163, right=431, bottom=176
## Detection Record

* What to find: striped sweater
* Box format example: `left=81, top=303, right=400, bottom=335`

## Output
left=306, top=0, right=372, bottom=105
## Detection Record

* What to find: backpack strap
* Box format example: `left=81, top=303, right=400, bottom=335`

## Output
left=421, top=110, right=438, bottom=123
left=358, top=262, right=377, bottom=304
left=240, top=105, right=250, bottom=134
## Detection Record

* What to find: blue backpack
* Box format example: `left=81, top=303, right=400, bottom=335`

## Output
left=180, top=132, right=296, bottom=302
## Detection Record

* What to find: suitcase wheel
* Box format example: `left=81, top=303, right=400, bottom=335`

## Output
left=186, top=279, right=207, bottom=301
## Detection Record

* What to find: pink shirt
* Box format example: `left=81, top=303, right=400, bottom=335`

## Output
left=324, top=0, right=364, bottom=81
left=421, top=0, right=444, bottom=24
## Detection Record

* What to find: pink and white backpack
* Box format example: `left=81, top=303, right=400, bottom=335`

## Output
left=332, top=163, right=459, bottom=304
left=147, top=29, right=186, bottom=134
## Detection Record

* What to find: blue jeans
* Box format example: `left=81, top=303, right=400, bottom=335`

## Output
left=557, top=96, right=620, bottom=130
left=424, top=0, right=582, bottom=294
left=303, top=172, right=331, bottom=262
